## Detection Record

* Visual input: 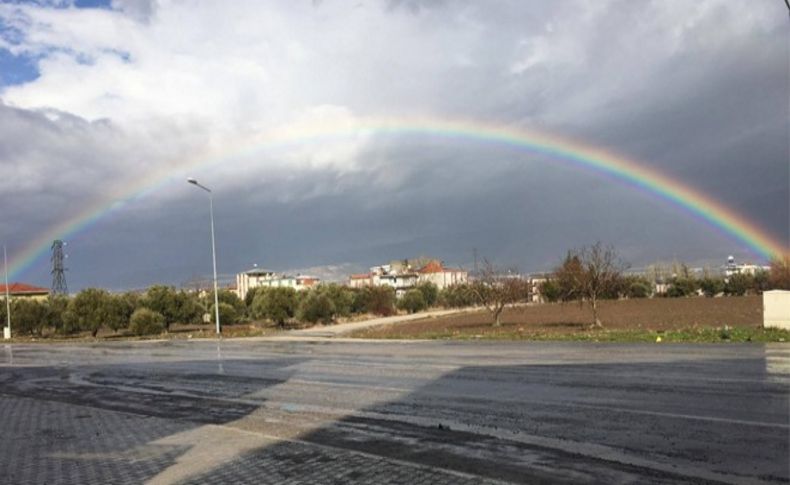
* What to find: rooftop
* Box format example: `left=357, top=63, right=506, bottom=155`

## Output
left=0, top=283, right=50, bottom=295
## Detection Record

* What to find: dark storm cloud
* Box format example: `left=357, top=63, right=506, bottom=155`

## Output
left=0, top=0, right=786, bottom=290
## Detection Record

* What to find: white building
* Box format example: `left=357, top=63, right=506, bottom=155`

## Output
left=236, top=267, right=319, bottom=301
left=346, top=259, right=468, bottom=296
left=724, top=256, right=769, bottom=278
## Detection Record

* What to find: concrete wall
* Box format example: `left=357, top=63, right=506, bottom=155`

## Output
left=763, top=290, right=790, bottom=329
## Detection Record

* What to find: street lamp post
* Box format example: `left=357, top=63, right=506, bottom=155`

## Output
left=3, top=245, right=10, bottom=340
left=187, top=178, right=221, bottom=335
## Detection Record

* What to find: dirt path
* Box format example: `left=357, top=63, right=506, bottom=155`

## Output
left=264, top=307, right=479, bottom=340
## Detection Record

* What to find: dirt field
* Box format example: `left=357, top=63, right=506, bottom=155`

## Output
left=354, top=296, right=766, bottom=340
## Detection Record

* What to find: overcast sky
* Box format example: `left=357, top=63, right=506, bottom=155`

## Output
left=0, top=0, right=788, bottom=290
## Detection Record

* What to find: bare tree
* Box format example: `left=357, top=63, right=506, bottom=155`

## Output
left=554, top=243, right=626, bottom=329
left=471, top=259, right=530, bottom=326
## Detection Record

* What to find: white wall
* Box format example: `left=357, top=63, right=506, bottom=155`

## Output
left=763, top=290, right=790, bottom=329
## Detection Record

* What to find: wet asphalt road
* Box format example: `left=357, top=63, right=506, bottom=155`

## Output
left=0, top=340, right=788, bottom=484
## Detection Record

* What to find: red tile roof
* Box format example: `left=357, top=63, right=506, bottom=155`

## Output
left=418, top=261, right=444, bottom=273
left=350, top=274, right=371, bottom=279
left=418, top=261, right=466, bottom=274
left=0, top=283, right=50, bottom=295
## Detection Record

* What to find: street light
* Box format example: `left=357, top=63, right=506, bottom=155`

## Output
left=187, top=178, right=221, bottom=335
left=3, top=245, right=10, bottom=340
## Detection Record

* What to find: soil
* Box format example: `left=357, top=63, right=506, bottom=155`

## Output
left=354, top=296, right=763, bottom=339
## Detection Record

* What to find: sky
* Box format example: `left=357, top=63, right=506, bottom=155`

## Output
left=0, top=0, right=788, bottom=291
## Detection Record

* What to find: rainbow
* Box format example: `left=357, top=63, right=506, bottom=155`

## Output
left=5, top=116, right=787, bottom=281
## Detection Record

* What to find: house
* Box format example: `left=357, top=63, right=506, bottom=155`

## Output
left=348, top=274, right=372, bottom=288
left=347, top=258, right=468, bottom=297
left=417, top=260, right=468, bottom=290
left=235, top=267, right=319, bottom=301
left=0, top=283, right=50, bottom=301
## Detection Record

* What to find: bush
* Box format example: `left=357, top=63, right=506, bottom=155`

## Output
left=129, top=308, right=166, bottom=336
left=398, top=289, right=427, bottom=314
left=298, top=292, right=336, bottom=324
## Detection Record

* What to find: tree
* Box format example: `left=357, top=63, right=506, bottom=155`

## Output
left=11, top=299, right=50, bottom=336
left=47, top=295, right=70, bottom=333
left=298, top=291, right=336, bottom=324
left=538, top=279, right=562, bottom=302
left=398, top=289, right=427, bottom=314
left=103, top=294, right=133, bottom=333
left=666, top=277, right=697, bottom=297
left=67, top=288, right=112, bottom=337
left=129, top=308, right=166, bottom=336
left=623, top=276, right=652, bottom=299
left=725, top=273, right=753, bottom=296
left=143, top=286, right=203, bottom=329
left=414, top=282, right=438, bottom=308
left=699, top=277, right=724, bottom=297
left=252, top=287, right=298, bottom=327
left=358, top=286, right=396, bottom=316
left=315, top=284, right=353, bottom=317
left=244, top=287, right=265, bottom=309
left=768, top=256, right=790, bottom=290
left=554, top=251, right=585, bottom=302
left=554, top=243, right=626, bottom=328
left=217, top=289, right=245, bottom=314
left=470, top=260, right=529, bottom=326
left=210, top=302, right=238, bottom=326
left=438, top=283, right=477, bottom=308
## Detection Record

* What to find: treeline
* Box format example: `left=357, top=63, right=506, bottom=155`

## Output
left=540, top=256, right=790, bottom=302
left=0, top=282, right=463, bottom=338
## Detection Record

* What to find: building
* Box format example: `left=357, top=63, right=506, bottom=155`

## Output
left=347, top=259, right=468, bottom=297
left=724, top=256, right=769, bottom=278
left=0, top=283, right=50, bottom=301
left=348, top=274, right=373, bottom=289
left=235, top=267, right=319, bottom=301
left=416, top=260, right=468, bottom=290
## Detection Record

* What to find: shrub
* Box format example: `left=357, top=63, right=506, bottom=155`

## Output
left=538, top=280, right=561, bottom=303
left=129, top=308, right=166, bottom=336
left=398, top=289, right=427, bottom=314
